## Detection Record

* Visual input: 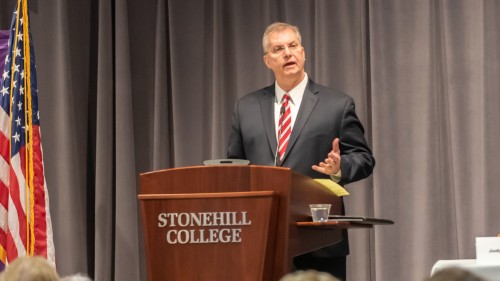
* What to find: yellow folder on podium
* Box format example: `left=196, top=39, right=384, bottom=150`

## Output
left=314, top=179, right=350, bottom=197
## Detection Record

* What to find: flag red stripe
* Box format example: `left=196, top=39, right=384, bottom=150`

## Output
left=8, top=165, right=27, bottom=249
left=0, top=228, right=6, bottom=246
left=0, top=132, right=9, bottom=165
left=19, top=146, right=26, bottom=180
left=6, top=229, right=18, bottom=262
left=31, top=126, right=47, bottom=257
left=0, top=180, right=8, bottom=210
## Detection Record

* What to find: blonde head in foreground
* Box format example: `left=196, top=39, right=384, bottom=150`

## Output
left=280, top=270, right=341, bottom=281
left=0, top=256, right=59, bottom=281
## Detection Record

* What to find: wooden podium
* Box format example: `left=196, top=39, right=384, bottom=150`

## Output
left=138, top=165, right=346, bottom=281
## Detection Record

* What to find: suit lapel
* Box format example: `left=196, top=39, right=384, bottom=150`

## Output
left=282, top=80, right=319, bottom=163
left=259, top=86, right=278, bottom=158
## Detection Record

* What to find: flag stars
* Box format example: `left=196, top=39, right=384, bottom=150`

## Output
left=15, top=116, right=21, bottom=127
left=14, top=64, right=20, bottom=73
left=17, top=101, right=23, bottom=111
left=2, top=70, right=9, bottom=80
left=20, top=86, right=24, bottom=95
left=15, top=47, right=21, bottom=57
left=1, top=86, right=9, bottom=96
left=12, top=132, right=20, bottom=142
left=17, top=32, right=23, bottom=41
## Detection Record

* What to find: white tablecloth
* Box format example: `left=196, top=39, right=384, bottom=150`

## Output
left=431, top=259, right=500, bottom=281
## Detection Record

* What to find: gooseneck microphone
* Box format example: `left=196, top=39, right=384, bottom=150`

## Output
left=274, top=104, right=286, bottom=166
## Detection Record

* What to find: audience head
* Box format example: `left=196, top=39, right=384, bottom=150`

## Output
left=280, top=270, right=341, bottom=281
left=0, top=255, right=59, bottom=281
left=426, top=267, right=487, bottom=281
left=60, top=273, right=93, bottom=281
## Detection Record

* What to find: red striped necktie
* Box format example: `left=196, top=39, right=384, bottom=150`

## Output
left=278, top=93, right=292, bottom=163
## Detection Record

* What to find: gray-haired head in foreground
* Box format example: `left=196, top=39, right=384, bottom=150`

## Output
left=425, top=267, right=487, bottom=281
left=60, top=273, right=93, bottom=281
left=0, top=256, right=59, bottom=281
left=279, top=270, right=341, bottom=281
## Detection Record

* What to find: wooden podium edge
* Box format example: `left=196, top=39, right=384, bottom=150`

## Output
left=296, top=221, right=373, bottom=229
left=138, top=191, right=274, bottom=200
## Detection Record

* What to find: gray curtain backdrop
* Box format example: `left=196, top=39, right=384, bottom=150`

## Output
left=1, top=0, right=499, bottom=280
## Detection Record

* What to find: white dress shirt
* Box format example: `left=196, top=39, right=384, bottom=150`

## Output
left=274, top=73, right=309, bottom=138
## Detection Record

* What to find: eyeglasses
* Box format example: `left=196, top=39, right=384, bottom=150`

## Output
left=268, top=42, right=301, bottom=55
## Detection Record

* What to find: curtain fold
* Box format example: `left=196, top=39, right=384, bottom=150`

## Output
left=94, top=0, right=114, bottom=279
left=152, top=0, right=172, bottom=170
left=113, top=0, right=141, bottom=280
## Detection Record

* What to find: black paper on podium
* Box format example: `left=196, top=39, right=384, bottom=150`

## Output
left=327, top=215, right=394, bottom=225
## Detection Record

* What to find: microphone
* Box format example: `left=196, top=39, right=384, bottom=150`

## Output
left=274, top=104, right=286, bottom=166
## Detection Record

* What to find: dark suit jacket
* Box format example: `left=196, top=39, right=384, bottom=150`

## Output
left=227, top=79, right=375, bottom=256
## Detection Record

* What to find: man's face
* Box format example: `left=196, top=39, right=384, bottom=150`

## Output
left=263, top=28, right=305, bottom=81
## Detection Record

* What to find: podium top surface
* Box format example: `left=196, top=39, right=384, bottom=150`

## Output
left=140, top=164, right=292, bottom=176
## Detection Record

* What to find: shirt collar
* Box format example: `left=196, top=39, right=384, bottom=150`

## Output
left=275, top=73, right=308, bottom=104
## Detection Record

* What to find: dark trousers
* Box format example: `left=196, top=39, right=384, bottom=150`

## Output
left=293, top=255, right=347, bottom=281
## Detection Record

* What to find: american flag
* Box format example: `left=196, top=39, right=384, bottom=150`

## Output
left=0, top=0, right=55, bottom=270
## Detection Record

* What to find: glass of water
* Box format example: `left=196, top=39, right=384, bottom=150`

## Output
left=309, top=204, right=331, bottom=222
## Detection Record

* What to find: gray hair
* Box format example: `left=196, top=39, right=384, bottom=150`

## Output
left=60, top=273, right=93, bottom=281
left=262, top=22, right=302, bottom=53
left=0, top=256, right=59, bottom=281
left=279, top=270, right=341, bottom=281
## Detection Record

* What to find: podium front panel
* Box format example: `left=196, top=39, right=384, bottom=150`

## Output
left=139, top=191, right=278, bottom=281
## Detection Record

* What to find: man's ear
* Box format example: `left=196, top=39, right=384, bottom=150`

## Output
left=263, top=55, right=271, bottom=69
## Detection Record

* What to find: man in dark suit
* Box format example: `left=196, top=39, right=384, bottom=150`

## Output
left=227, top=22, right=375, bottom=280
